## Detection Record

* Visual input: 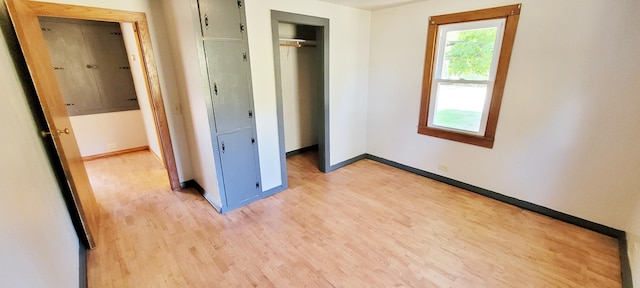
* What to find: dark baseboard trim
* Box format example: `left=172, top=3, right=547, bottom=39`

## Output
left=262, top=185, right=285, bottom=199
left=79, top=243, right=87, bottom=288
left=327, top=154, right=367, bottom=172
left=181, top=180, right=222, bottom=212
left=364, top=154, right=632, bottom=287
left=286, top=145, right=318, bottom=158
left=181, top=180, right=205, bottom=194
left=620, top=233, right=633, bottom=288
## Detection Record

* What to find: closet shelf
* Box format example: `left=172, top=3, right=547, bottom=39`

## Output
left=279, top=38, right=317, bottom=48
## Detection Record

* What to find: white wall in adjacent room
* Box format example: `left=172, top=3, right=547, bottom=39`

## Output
left=70, top=110, right=148, bottom=157
left=121, top=22, right=163, bottom=160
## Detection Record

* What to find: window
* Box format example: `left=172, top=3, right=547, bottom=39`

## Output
left=418, top=4, right=521, bottom=148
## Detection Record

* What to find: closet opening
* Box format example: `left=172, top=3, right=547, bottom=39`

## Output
left=271, top=11, right=329, bottom=190
left=279, top=23, right=319, bottom=160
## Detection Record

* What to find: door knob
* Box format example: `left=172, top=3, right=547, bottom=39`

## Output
left=41, top=128, right=71, bottom=137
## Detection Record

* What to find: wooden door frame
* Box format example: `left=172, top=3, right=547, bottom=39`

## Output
left=11, top=1, right=180, bottom=190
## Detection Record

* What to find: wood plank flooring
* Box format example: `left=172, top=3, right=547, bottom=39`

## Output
left=85, top=151, right=621, bottom=287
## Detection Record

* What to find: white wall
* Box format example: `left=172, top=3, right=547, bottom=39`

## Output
left=279, top=24, right=319, bottom=152
left=121, top=22, right=162, bottom=160
left=0, top=5, right=79, bottom=287
left=246, top=0, right=371, bottom=189
left=70, top=110, right=148, bottom=157
left=160, top=0, right=221, bottom=206
left=367, top=0, right=640, bottom=261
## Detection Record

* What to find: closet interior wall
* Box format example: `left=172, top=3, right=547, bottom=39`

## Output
left=278, top=23, right=319, bottom=154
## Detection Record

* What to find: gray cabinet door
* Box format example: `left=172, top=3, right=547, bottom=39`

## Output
left=204, top=41, right=252, bottom=133
left=199, top=0, right=244, bottom=40
left=218, top=129, right=260, bottom=205
left=40, top=20, right=102, bottom=115
left=82, top=23, right=138, bottom=110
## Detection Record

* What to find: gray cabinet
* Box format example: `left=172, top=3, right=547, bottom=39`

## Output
left=218, top=130, right=260, bottom=204
left=204, top=41, right=252, bottom=134
left=198, top=0, right=245, bottom=40
left=39, top=18, right=139, bottom=116
left=198, top=0, right=262, bottom=210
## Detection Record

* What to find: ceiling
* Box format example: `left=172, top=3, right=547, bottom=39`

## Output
left=316, top=0, right=427, bottom=11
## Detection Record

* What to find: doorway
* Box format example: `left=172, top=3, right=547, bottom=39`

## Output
left=38, top=17, right=162, bottom=164
left=5, top=0, right=178, bottom=248
left=271, top=11, right=329, bottom=189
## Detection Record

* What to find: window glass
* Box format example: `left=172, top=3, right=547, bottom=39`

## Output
left=428, top=19, right=504, bottom=135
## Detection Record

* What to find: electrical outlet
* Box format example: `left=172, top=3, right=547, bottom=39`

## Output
left=108, top=143, right=117, bottom=149
left=438, top=164, right=448, bottom=172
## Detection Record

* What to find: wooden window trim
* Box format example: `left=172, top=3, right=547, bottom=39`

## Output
left=418, top=4, right=521, bottom=148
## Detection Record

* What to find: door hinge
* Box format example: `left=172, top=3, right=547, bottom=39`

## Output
left=248, top=110, right=253, bottom=118
left=214, top=83, right=218, bottom=95
left=251, top=138, right=255, bottom=144
left=204, top=14, right=209, bottom=29
left=242, top=52, right=247, bottom=62
left=221, top=141, right=225, bottom=153
left=237, top=0, right=242, bottom=8
left=240, top=23, right=245, bottom=32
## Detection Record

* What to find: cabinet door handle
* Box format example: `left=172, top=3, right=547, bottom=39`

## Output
left=204, top=14, right=209, bottom=29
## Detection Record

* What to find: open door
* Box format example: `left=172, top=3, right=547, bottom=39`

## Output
left=5, top=0, right=99, bottom=247
left=5, top=0, right=180, bottom=249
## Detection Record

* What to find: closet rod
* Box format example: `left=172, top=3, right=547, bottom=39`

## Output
left=279, top=43, right=316, bottom=48
left=279, top=38, right=317, bottom=48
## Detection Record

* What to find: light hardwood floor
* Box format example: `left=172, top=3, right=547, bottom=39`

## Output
left=85, top=151, right=621, bottom=287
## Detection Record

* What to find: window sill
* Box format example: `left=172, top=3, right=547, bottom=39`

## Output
left=418, top=126, right=495, bottom=148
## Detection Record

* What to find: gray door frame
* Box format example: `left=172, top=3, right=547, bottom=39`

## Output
left=271, top=10, right=330, bottom=189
